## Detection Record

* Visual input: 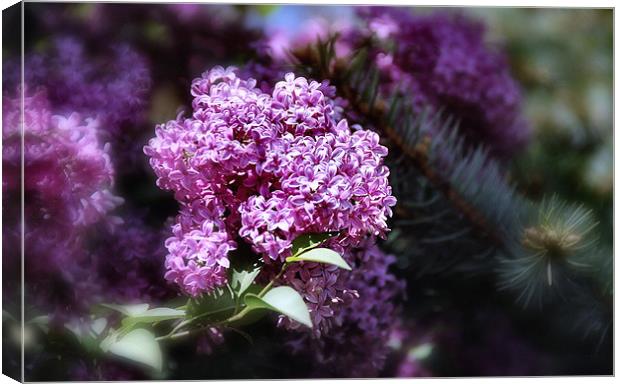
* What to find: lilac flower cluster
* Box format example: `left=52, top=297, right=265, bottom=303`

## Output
left=282, top=241, right=405, bottom=377
left=354, top=8, right=530, bottom=156
left=145, top=66, right=396, bottom=297
left=276, top=261, right=358, bottom=336
left=5, top=38, right=150, bottom=138
left=3, top=90, right=122, bottom=249
left=2, top=89, right=123, bottom=316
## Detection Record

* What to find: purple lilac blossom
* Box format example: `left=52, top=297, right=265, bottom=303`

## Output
left=2, top=89, right=123, bottom=317
left=354, top=8, right=530, bottom=156
left=145, top=66, right=396, bottom=296
left=5, top=38, right=150, bottom=138
left=275, top=261, right=359, bottom=337
left=281, top=241, right=405, bottom=377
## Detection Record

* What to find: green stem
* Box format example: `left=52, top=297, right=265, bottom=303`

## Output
left=257, top=262, right=289, bottom=297
left=155, top=263, right=290, bottom=342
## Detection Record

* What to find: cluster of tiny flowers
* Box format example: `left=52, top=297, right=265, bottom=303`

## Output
left=282, top=240, right=405, bottom=377
left=162, top=200, right=236, bottom=296
left=353, top=8, right=530, bottom=156
left=5, top=38, right=150, bottom=137
left=275, top=259, right=359, bottom=336
left=2, top=89, right=123, bottom=317
left=3, top=90, right=122, bottom=251
left=145, top=66, right=396, bottom=296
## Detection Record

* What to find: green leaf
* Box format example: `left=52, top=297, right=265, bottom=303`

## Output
left=121, top=308, right=185, bottom=328
left=291, top=232, right=339, bottom=257
left=105, top=328, right=162, bottom=372
left=68, top=318, right=109, bottom=353
left=101, top=303, right=150, bottom=317
left=244, top=286, right=312, bottom=328
left=286, top=248, right=351, bottom=270
left=230, top=266, right=261, bottom=297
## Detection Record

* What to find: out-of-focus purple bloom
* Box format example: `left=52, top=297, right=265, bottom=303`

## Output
left=145, top=67, right=396, bottom=296
left=3, top=90, right=122, bottom=257
left=2, top=89, right=123, bottom=318
left=196, top=327, right=225, bottom=355
left=5, top=38, right=150, bottom=138
left=386, top=322, right=434, bottom=377
left=92, top=215, right=176, bottom=304
left=31, top=3, right=261, bottom=101
left=354, top=8, right=530, bottom=156
left=263, top=17, right=353, bottom=62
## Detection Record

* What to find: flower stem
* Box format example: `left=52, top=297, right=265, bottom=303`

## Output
left=155, top=262, right=290, bottom=343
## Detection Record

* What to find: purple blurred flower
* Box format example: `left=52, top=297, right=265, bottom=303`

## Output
left=355, top=8, right=530, bottom=156
left=93, top=214, right=176, bottom=304
left=263, top=17, right=353, bottom=62
left=5, top=38, right=150, bottom=138
left=2, top=89, right=123, bottom=318
left=386, top=322, right=434, bottom=377
left=33, top=3, right=261, bottom=97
